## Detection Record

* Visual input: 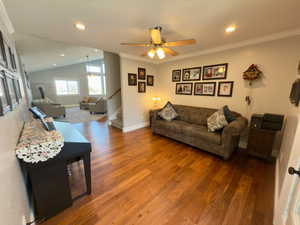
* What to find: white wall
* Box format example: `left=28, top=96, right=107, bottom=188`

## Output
left=104, top=51, right=121, bottom=118
left=120, top=57, right=158, bottom=131
left=0, top=15, right=31, bottom=225
left=157, top=36, right=300, bottom=119
left=29, top=60, right=104, bottom=105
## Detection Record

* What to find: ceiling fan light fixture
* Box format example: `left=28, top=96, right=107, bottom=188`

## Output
left=148, top=48, right=156, bottom=58
left=156, top=48, right=165, bottom=59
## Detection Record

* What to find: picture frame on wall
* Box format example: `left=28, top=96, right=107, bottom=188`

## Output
left=0, top=71, right=11, bottom=115
left=138, top=67, right=146, bottom=80
left=0, top=31, right=7, bottom=68
left=218, top=81, right=234, bottom=97
left=14, top=78, right=22, bottom=103
left=138, top=81, right=146, bottom=93
left=4, top=41, right=12, bottom=71
left=147, top=75, right=154, bottom=86
left=182, top=67, right=201, bottom=81
left=8, top=47, right=17, bottom=72
left=176, top=83, right=193, bottom=95
left=128, top=73, right=137, bottom=86
left=194, top=82, right=216, bottom=96
left=172, top=69, right=181, bottom=82
left=203, top=63, right=228, bottom=80
left=5, top=72, right=18, bottom=109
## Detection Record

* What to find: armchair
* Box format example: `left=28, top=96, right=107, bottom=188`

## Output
left=89, top=99, right=107, bottom=114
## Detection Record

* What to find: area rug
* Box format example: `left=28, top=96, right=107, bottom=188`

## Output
left=57, top=107, right=106, bottom=124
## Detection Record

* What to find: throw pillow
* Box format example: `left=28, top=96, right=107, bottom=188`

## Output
left=207, top=109, right=228, bottom=132
left=223, top=105, right=236, bottom=123
left=158, top=101, right=178, bottom=121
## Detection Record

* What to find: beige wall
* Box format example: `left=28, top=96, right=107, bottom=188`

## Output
left=104, top=51, right=121, bottom=118
left=157, top=36, right=300, bottom=119
left=29, top=60, right=104, bottom=105
left=120, top=57, right=158, bottom=131
left=0, top=19, right=31, bottom=225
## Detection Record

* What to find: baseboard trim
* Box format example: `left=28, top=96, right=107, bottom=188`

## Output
left=122, top=121, right=149, bottom=133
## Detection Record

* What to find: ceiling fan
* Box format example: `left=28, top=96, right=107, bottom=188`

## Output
left=121, top=26, right=196, bottom=59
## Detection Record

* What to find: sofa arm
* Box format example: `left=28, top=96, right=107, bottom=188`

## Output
left=223, top=116, right=248, bottom=137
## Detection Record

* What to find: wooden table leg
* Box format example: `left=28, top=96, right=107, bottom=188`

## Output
left=83, top=152, right=91, bottom=194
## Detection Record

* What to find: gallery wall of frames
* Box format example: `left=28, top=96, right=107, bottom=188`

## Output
left=128, top=67, right=154, bottom=93
left=0, top=30, right=22, bottom=116
left=172, top=63, right=234, bottom=97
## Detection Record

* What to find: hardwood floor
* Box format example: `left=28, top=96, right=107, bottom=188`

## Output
left=41, top=120, right=274, bottom=225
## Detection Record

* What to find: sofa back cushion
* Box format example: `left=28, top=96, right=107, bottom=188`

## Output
left=173, top=105, right=240, bottom=126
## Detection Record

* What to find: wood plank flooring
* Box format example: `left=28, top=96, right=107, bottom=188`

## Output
left=41, top=120, right=274, bottom=225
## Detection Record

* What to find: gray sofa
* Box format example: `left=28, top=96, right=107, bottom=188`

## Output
left=32, top=101, right=66, bottom=118
left=150, top=105, right=248, bottom=160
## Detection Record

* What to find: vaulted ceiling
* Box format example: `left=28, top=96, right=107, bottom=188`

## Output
left=3, top=0, right=300, bottom=60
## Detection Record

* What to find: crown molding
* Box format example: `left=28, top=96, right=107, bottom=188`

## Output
left=160, top=28, right=300, bottom=63
left=0, top=0, right=14, bottom=34
left=119, top=53, right=159, bottom=64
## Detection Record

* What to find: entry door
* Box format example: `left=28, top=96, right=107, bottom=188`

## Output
left=287, top=175, right=300, bottom=225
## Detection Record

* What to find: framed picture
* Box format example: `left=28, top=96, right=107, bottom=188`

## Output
left=14, top=78, right=22, bottom=103
left=128, top=73, right=137, bottom=86
left=203, top=63, right=228, bottom=80
left=176, top=83, right=193, bottom=95
left=8, top=47, right=17, bottom=72
left=218, top=81, right=234, bottom=97
left=0, top=31, right=7, bottom=67
left=0, top=71, right=10, bottom=115
left=5, top=72, right=18, bottom=109
left=138, top=82, right=146, bottom=93
left=4, top=41, right=12, bottom=71
left=172, top=69, right=181, bottom=82
left=147, top=75, right=154, bottom=86
left=182, top=67, right=201, bottom=81
left=138, top=67, right=146, bottom=80
left=194, top=82, right=216, bottom=96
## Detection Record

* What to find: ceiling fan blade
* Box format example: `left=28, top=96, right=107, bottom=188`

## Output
left=163, top=47, right=178, bottom=56
left=164, top=39, right=196, bottom=47
left=121, top=42, right=151, bottom=47
left=150, top=28, right=162, bottom=44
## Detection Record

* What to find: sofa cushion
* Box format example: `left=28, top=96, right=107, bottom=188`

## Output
left=158, top=102, right=178, bottom=121
left=207, top=109, right=228, bottom=132
left=183, top=123, right=222, bottom=145
left=155, top=120, right=221, bottom=145
left=173, top=105, right=217, bottom=126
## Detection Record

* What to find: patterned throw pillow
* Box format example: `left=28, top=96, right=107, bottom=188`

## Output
left=158, top=102, right=178, bottom=121
left=207, top=109, right=228, bottom=132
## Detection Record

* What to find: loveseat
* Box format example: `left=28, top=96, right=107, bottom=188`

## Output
left=32, top=99, right=66, bottom=118
left=150, top=105, right=248, bottom=160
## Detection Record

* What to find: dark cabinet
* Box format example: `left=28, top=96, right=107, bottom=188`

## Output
left=247, top=128, right=276, bottom=161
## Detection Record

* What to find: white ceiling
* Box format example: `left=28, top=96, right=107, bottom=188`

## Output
left=14, top=34, right=103, bottom=72
left=3, top=0, right=300, bottom=61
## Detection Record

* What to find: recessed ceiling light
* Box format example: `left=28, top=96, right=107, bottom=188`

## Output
left=60, top=54, right=65, bottom=57
left=75, top=23, right=86, bottom=31
left=94, top=49, right=99, bottom=52
left=53, top=64, right=57, bottom=66
left=226, top=26, right=236, bottom=33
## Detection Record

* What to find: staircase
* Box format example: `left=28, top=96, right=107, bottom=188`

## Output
left=110, top=109, right=123, bottom=129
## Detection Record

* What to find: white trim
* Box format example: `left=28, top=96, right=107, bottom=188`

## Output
left=122, top=121, right=149, bottom=133
left=119, top=53, right=159, bottom=64
left=0, top=0, right=14, bottom=34
left=63, top=104, right=79, bottom=108
left=119, top=28, right=300, bottom=65
left=274, top=159, right=282, bottom=225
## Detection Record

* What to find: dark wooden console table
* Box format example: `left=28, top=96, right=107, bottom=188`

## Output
left=20, top=121, right=92, bottom=221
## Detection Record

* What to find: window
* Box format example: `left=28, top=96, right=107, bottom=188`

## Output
left=55, top=80, right=79, bottom=95
left=86, top=62, right=106, bottom=95
left=87, top=75, right=105, bottom=95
